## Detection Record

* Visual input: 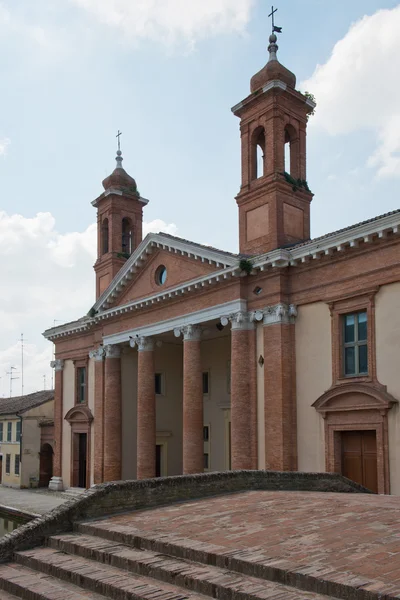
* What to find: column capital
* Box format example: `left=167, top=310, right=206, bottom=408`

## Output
left=129, top=335, right=155, bottom=351
left=50, top=359, right=64, bottom=371
left=89, top=347, right=105, bottom=361
left=255, top=303, right=298, bottom=326
left=220, top=311, right=255, bottom=331
left=174, top=324, right=202, bottom=342
left=104, top=344, right=121, bottom=359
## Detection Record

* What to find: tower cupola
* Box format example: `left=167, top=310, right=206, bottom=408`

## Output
left=250, top=34, right=296, bottom=92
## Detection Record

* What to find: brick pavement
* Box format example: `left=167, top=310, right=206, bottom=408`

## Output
left=83, top=490, right=400, bottom=598
left=0, top=487, right=66, bottom=517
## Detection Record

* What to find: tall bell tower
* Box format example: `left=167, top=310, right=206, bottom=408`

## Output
left=232, top=30, right=315, bottom=256
left=93, top=146, right=148, bottom=299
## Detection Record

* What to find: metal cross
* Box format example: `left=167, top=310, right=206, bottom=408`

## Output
left=268, top=6, right=282, bottom=34
left=116, top=130, right=122, bottom=152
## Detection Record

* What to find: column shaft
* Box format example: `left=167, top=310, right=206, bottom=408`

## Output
left=93, top=357, right=105, bottom=484
left=103, top=349, right=122, bottom=481
left=231, top=328, right=252, bottom=470
left=183, top=338, right=203, bottom=474
left=264, top=322, right=297, bottom=471
left=53, top=367, right=63, bottom=477
left=137, top=347, right=156, bottom=479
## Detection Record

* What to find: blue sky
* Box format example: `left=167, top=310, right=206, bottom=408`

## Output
left=1, top=0, right=400, bottom=395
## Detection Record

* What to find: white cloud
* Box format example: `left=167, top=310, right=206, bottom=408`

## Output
left=301, top=5, right=400, bottom=178
left=69, top=0, right=254, bottom=46
left=0, top=212, right=177, bottom=395
left=0, top=137, right=10, bottom=157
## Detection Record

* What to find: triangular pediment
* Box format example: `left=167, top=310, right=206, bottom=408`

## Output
left=93, top=233, right=238, bottom=312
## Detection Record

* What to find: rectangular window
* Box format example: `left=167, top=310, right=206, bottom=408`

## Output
left=202, top=372, right=209, bottom=395
left=5, top=454, right=10, bottom=475
left=16, top=421, right=21, bottom=443
left=14, top=454, right=20, bottom=476
left=155, top=373, right=164, bottom=396
left=203, top=453, right=209, bottom=469
left=7, top=422, right=12, bottom=442
left=203, top=425, right=209, bottom=442
left=76, top=367, right=87, bottom=403
left=343, top=311, right=368, bottom=376
left=0, top=422, right=3, bottom=442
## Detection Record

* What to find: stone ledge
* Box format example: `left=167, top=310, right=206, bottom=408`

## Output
left=0, top=470, right=371, bottom=563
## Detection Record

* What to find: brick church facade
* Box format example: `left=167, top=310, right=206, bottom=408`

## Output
left=44, top=33, right=400, bottom=495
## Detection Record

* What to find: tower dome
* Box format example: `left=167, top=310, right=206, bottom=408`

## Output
left=102, top=150, right=138, bottom=194
left=250, top=34, right=296, bottom=93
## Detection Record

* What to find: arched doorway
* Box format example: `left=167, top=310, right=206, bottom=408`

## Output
left=65, top=405, right=93, bottom=489
left=39, top=443, right=54, bottom=487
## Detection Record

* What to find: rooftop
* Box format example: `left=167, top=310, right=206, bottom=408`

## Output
left=0, top=390, right=54, bottom=416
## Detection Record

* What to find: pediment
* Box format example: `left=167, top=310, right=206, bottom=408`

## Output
left=94, top=233, right=237, bottom=312
left=65, top=405, right=94, bottom=424
left=313, top=382, right=397, bottom=415
left=115, top=249, right=218, bottom=307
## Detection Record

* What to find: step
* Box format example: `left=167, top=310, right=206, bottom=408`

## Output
left=14, top=546, right=212, bottom=600
left=77, top=521, right=398, bottom=600
left=0, top=561, right=106, bottom=599
left=48, top=533, right=335, bottom=600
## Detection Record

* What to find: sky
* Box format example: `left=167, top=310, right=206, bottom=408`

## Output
left=1, top=0, right=400, bottom=396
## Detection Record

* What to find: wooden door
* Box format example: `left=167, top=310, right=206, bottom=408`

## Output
left=341, top=430, right=378, bottom=493
left=78, top=433, right=87, bottom=488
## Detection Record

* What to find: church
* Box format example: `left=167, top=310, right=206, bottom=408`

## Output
left=44, top=31, right=400, bottom=496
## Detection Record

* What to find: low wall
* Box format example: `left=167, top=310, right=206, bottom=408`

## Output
left=0, top=470, right=370, bottom=563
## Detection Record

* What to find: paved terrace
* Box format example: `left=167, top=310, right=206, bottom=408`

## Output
left=0, top=487, right=66, bottom=518
left=86, top=490, right=400, bottom=596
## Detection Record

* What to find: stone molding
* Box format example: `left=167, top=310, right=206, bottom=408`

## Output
left=174, top=325, right=202, bottom=342
left=89, top=347, right=105, bottom=361
left=104, top=344, right=121, bottom=359
left=50, top=359, right=64, bottom=372
left=220, top=311, right=255, bottom=331
left=251, top=303, right=298, bottom=326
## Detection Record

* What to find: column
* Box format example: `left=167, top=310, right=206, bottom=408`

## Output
left=180, top=325, right=203, bottom=475
left=263, top=303, right=297, bottom=471
left=229, top=312, right=253, bottom=470
left=103, top=344, right=122, bottom=482
left=90, top=347, right=105, bottom=484
left=136, top=336, right=156, bottom=480
left=49, top=359, right=64, bottom=491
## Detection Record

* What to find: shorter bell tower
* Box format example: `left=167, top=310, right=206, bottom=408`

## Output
left=93, top=146, right=148, bottom=299
left=232, top=31, right=315, bottom=255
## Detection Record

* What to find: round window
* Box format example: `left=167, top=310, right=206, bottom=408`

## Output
left=155, top=265, right=167, bottom=286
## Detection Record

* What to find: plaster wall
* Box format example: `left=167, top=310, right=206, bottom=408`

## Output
left=21, top=400, right=54, bottom=488
left=202, top=335, right=231, bottom=472
left=295, top=302, right=331, bottom=472
left=0, top=419, right=20, bottom=487
left=62, top=359, right=75, bottom=488
left=375, top=282, right=400, bottom=495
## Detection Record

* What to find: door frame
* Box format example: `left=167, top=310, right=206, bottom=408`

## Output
left=313, top=382, right=396, bottom=494
left=156, top=432, right=170, bottom=477
left=65, top=405, right=93, bottom=489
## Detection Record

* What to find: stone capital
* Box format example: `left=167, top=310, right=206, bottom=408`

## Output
left=50, top=359, right=64, bottom=372
left=220, top=311, right=255, bottom=331
left=261, top=303, right=298, bottom=326
left=174, top=324, right=202, bottom=342
left=104, top=344, right=121, bottom=359
left=89, top=347, right=105, bottom=361
left=129, top=336, right=155, bottom=352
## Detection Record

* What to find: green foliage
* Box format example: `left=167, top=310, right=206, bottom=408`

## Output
left=116, top=252, right=131, bottom=260
left=282, top=172, right=311, bottom=193
left=304, top=91, right=316, bottom=120
left=88, top=307, right=97, bottom=318
left=239, top=258, right=254, bottom=275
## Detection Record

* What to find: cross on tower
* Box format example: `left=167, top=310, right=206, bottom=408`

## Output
left=268, top=5, right=282, bottom=34
left=116, top=130, right=122, bottom=152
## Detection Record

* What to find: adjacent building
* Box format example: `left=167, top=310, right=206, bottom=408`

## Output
left=0, top=391, right=54, bottom=488
left=44, top=32, right=400, bottom=494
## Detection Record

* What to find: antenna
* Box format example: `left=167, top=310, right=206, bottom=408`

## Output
left=43, top=374, right=46, bottom=390
left=6, top=366, right=19, bottom=398
left=18, top=333, right=26, bottom=396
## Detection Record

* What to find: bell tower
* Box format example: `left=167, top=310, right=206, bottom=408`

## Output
left=232, top=31, right=315, bottom=255
left=93, top=145, right=148, bottom=299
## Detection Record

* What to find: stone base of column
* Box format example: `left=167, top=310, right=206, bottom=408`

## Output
left=48, top=476, right=64, bottom=492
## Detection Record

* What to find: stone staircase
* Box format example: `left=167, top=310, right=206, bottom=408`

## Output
left=0, top=525, right=341, bottom=600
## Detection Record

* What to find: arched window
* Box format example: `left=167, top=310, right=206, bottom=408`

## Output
left=101, top=218, right=109, bottom=255
left=122, top=217, right=133, bottom=256
left=251, top=126, right=266, bottom=180
left=284, top=124, right=299, bottom=179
